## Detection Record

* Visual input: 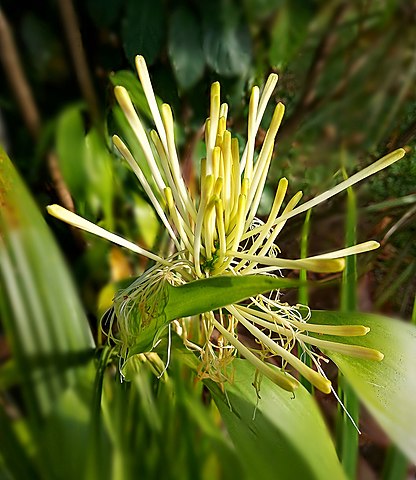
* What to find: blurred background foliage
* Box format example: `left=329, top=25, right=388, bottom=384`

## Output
left=0, top=0, right=415, bottom=478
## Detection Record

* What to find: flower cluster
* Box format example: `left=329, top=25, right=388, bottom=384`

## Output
left=48, top=56, right=405, bottom=394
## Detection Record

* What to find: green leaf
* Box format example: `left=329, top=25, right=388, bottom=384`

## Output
left=0, top=147, right=94, bottom=424
left=164, top=275, right=301, bottom=321
left=210, top=359, right=345, bottom=479
left=122, top=0, right=165, bottom=66
left=127, top=275, right=301, bottom=355
left=337, top=179, right=359, bottom=479
left=168, top=7, right=205, bottom=89
left=269, top=0, right=315, bottom=69
left=132, top=193, right=159, bottom=248
left=86, top=0, right=122, bottom=27
left=310, top=310, right=416, bottom=464
left=56, top=104, right=87, bottom=200
left=84, top=128, right=114, bottom=228
left=202, top=1, right=251, bottom=77
left=0, top=407, right=39, bottom=479
left=40, top=389, right=92, bottom=478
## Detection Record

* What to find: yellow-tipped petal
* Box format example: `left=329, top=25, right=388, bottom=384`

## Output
left=211, top=316, right=298, bottom=392
left=113, top=135, right=181, bottom=250
left=230, top=307, right=332, bottom=394
left=47, top=205, right=168, bottom=265
left=114, top=86, right=166, bottom=192
left=271, top=148, right=406, bottom=227
left=293, top=322, right=370, bottom=337
left=299, top=335, right=384, bottom=361
left=135, top=55, right=168, bottom=152
left=310, top=241, right=380, bottom=260
left=229, top=252, right=345, bottom=273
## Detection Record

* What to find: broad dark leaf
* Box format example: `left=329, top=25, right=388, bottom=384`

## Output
left=168, top=7, right=205, bottom=89
left=202, top=1, right=251, bottom=77
left=122, top=0, right=165, bottom=66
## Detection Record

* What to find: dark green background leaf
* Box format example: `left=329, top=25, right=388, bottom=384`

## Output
left=86, top=0, right=123, bottom=27
left=168, top=7, right=205, bottom=90
left=56, top=104, right=87, bottom=200
left=122, top=0, right=165, bottom=66
left=202, top=1, right=252, bottom=77
left=269, top=0, right=315, bottom=69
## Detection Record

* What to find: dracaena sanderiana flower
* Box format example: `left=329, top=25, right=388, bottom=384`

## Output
left=48, top=56, right=406, bottom=394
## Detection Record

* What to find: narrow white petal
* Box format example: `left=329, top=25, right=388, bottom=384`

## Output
left=308, top=241, right=380, bottom=260
left=210, top=315, right=297, bottom=392
left=135, top=55, right=168, bottom=153
left=228, top=305, right=332, bottom=393
left=113, top=135, right=181, bottom=251
left=114, top=86, right=166, bottom=192
left=298, top=334, right=384, bottom=361
left=47, top=205, right=168, bottom=265
left=271, top=149, right=406, bottom=227
left=228, top=251, right=345, bottom=273
left=240, top=73, right=279, bottom=173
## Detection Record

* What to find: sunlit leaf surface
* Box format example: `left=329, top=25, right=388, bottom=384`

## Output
left=311, top=311, right=416, bottom=464
left=0, top=148, right=94, bottom=473
left=210, top=359, right=345, bottom=480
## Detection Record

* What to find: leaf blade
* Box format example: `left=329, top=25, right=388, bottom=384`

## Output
left=210, top=359, right=345, bottom=479
left=165, top=275, right=301, bottom=321
left=310, top=310, right=416, bottom=464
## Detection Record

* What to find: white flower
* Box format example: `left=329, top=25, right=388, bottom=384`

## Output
left=48, top=56, right=405, bottom=393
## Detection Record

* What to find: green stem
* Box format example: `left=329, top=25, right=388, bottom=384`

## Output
left=382, top=447, right=408, bottom=480
left=336, top=179, right=359, bottom=479
left=299, top=209, right=313, bottom=393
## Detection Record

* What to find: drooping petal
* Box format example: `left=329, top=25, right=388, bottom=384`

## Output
left=47, top=204, right=168, bottom=265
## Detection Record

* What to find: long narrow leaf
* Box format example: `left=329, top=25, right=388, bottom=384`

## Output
left=210, top=359, right=345, bottom=480
left=0, top=148, right=95, bottom=476
left=337, top=180, right=359, bottom=478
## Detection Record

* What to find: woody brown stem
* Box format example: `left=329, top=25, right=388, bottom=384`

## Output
left=0, top=8, right=74, bottom=213
left=57, top=0, right=100, bottom=123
